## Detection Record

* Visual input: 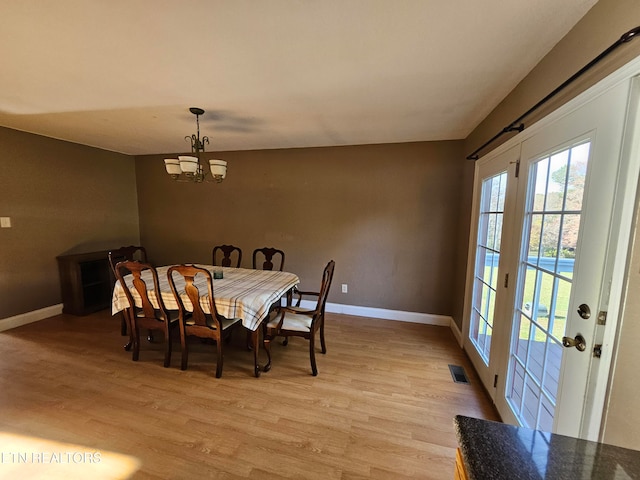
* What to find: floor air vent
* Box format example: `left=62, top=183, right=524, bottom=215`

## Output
left=448, top=364, right=470, bottom=384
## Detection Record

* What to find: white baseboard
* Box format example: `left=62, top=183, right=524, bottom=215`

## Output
left=0, top=304, right=63, bottom=332
left=296, top=299, right=453, bottom=327
left=449, top=318, right=464, bottom=347
left=3, top=302, right=462, bottom=339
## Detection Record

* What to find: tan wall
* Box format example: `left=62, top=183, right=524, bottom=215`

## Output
left=0, top=127, right=140, bottom=320
left=465, top=0, right=640, bottom=159
left=136, top=141, right=467, bottom=316
left=462, top=0, right=640, bottom=450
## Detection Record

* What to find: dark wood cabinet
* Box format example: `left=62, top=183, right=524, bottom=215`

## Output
left=57, top=250, right=113, bottom=315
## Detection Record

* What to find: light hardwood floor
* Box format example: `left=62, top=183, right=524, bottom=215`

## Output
left=0, top=310, right=499, bottom=479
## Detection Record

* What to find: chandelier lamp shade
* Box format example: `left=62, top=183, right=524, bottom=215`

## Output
left=164, top=107, right=227, bottom=183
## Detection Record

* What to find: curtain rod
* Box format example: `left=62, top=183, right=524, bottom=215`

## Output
left=466, top=26, right=640, bottom=161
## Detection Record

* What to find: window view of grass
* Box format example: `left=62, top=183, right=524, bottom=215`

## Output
left=471, top=171, right=507, bottom=363
left=480, top=262, right=573, bottom=342
left=506, top=141, right=589, bottom=431
left=520, top=267, right=572, bottom=342
left=518, top=142, right=587, bottom=344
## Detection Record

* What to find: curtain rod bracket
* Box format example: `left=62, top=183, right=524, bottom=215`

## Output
left=466, top=25, right=640, bottom=161
left=504, top=124, right=525, bottom=133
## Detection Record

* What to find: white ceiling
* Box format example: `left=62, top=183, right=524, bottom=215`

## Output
left=0, top=0, right=598, bottom=155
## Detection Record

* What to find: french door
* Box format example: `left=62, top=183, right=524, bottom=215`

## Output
left=465, top=78, right=637, bottom=438
left=465, top=145, right=518, bottom=396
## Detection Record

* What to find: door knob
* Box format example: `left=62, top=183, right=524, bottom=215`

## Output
left=577, top=304, right=591, bottom=319
left=562, top=334, right=587, bottom=352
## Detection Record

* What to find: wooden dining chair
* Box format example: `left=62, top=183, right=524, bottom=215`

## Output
left=108, top=245, right=148, bottom=341
left=263, top=260, right=335, bottom=376
left=212, top=244, right=242, bottom=268
left=167, top=264, right=242, bottom=378
left=252, top=247, right=285, bottom=271
left=114, top=260, right=178, bottom=367
left=249, top=246, right=286, bottom=349
left=108, top=245, right=148, bottom=268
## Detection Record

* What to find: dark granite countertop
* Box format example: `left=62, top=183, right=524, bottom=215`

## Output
left=454, top=415, right=640, bottom=479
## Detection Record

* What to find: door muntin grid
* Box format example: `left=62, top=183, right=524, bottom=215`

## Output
left=470, top=171, right=507, bottom=364
left=507, top=141, right=590, bottom=431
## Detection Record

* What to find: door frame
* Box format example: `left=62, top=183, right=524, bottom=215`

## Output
left=582, top=77, right=640, bottom=440
left=461, top=57, right=640, bottom=440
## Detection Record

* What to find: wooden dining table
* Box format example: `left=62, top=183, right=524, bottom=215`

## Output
left=111, top=264, right=299, bottom=376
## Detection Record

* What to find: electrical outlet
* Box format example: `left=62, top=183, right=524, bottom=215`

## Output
left=341, top=284, right=348, bottom=293
left=0, top=217, right=11, bottom=228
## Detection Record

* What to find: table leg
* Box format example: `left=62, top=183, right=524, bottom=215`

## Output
left=251, top=328, right=261, bottom=377
left=263, top=333, right=273, bottom=373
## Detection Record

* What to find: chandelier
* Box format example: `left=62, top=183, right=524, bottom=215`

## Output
left=164, top=107, right=227, bottom=183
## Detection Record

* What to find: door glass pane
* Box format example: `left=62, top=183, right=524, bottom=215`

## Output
left=506, top=141, right=590, bottom=430
left=470, top=171, right=507, bottom=364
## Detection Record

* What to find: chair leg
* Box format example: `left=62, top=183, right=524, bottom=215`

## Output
left=215, top=339, right=224, bottom=378
left=123, top=310, right=133, bottom=351
left=320, top=319, right=327, bottom=354
left=163, top=327, right=172, bottom=368
left=132, top=325, right=141, bottom=362
left=309, top=334, right=318, bottom=376
left=180, top=327, right=188, bottom=371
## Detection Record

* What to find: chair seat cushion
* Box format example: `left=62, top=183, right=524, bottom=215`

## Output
left=267, top=311, right=313, bottom=332
left=135, top=309, right=179, bottom=323
left=185, top=316, right=241, bottom=330
left=220, top=317, right=242, bottom=330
